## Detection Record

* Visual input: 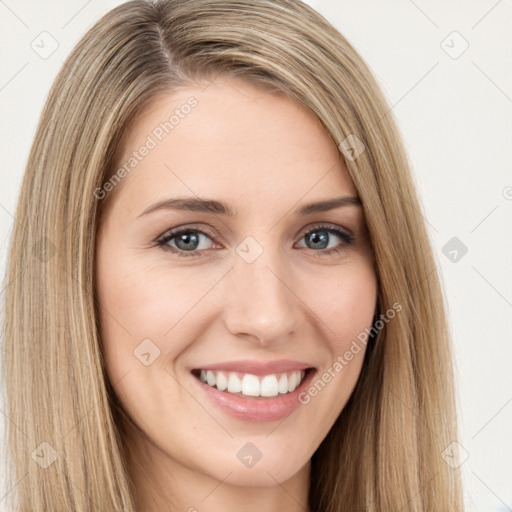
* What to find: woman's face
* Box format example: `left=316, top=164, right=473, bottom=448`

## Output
left=95, top=77, right=377, bottom=488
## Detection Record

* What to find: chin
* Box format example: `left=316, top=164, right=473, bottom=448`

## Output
left=197, top=442, right=311, bottom=487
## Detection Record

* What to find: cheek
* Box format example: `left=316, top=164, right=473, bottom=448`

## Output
left=293, top=263, right=377, bottom=432
left=307, top=260, right=378, bottom=350
left=96, top=255, right=224, bottom=376
left=302, top=261, right=376, bottom=387
left=95, top=258, right=196, bottom=431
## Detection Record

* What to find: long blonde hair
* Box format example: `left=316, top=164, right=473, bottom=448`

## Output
left=1, top=0, right=464, bottom=510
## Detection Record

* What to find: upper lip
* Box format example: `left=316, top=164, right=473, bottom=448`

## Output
left=190, top=359, right=315, bottom=376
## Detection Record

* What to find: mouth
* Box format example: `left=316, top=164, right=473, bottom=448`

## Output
left=191, top=367, right=315, bottom=399
left=188, top=359, right=317, bottom=422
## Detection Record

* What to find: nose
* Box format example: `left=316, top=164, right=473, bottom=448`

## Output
left=222, top=246, right=301, bottom=346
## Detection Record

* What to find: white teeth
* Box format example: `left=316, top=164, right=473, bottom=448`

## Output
left=278, top=374, right=288, bottom=394
left=241, top=374, right=260, bottom=396
left=288, top=371, right=298, bottom=392
left=216, top=371, right=228, bottom=391
left=206, top=370, right=216, bottom=387
left=197, top=369, right=307, bottom=397
left=260, top=375, right=279, bottom=397
left=227, top=372, right=242, bottom=393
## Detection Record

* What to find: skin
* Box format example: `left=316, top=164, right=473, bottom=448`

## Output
left=95, top=76, right=378, bottom=512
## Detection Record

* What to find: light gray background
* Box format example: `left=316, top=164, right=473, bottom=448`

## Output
left=1, top=1, right=511, bottom=510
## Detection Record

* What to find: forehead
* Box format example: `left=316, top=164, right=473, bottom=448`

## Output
left=106, top=77, right=357, bottom=218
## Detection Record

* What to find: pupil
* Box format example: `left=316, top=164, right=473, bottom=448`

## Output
left=308, top=231, right=328, bottom=249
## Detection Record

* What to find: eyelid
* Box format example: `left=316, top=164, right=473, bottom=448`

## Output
left=296, top=222, right=353, bottom=240
left=157, top=222, right=352, bottom=240
left=156, top=223, right=219, bottom=245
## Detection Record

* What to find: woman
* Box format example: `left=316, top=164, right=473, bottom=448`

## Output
left=1, top=0, right=464, bottom=510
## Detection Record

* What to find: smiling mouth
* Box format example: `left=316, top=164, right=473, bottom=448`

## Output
left=191, top=368, right=314, bottom=398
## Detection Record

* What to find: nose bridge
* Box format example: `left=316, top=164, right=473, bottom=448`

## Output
left=223, top=239, right=300, bottom=343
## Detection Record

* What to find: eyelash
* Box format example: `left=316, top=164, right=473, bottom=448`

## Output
left=155, top=223, right=355, bottom=259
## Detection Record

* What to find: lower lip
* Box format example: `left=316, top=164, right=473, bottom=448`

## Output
left=191, top=369, right=316, bottom=422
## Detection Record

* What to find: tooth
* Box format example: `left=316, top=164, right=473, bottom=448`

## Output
left=200, top=368, right=308, bottom=395
left=287, top=371, right=299, bottom=392
left=278, top=373, right=289, bottom=394
left=227, top=372, right=242, bottom=393
left=216, top=371, right=228, bottom=391
left=260, top=374, right=279, bottom=397
left=241, top=374, right=260, bottom=396
left=295, top=370, right=304, bottom=389
left=206, top=370, right=216, bottom=387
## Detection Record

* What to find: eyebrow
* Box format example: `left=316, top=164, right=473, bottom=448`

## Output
left=137, top=195, right=361, bottom=218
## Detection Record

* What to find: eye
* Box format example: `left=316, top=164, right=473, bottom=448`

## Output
left=156, top=226, right=216, bottom=257
left=156, top=223, right=354, bottom=258
left=296, top=223, right=354, bottom=257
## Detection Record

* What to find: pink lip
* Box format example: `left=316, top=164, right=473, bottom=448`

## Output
left=191, top=367, right=317, bottom=423
left=190, top=359, right=314, bottom=376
